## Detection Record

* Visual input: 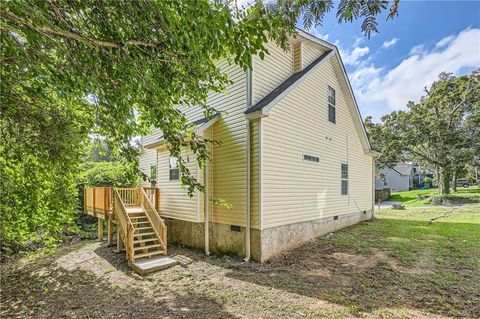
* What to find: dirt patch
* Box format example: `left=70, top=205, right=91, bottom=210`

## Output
left=2, top=215, right=479, bottom=319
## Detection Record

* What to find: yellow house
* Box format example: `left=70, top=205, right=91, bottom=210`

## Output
left=139, top=29, right=376, bottom=262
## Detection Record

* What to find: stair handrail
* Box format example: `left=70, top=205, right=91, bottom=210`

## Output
left=113, top=189, right=135, bottom=261
left=139, top=187, right=167, bottom=254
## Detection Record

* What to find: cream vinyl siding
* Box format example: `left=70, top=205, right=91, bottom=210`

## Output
left=302, top=42, right=327, bottom=66
left=138, top=148, right=157, bottom=188
left=250, top=118, right=261, bottom=229
left=140, top=60, right=249, bottom=227
left=252, top=42, right=293, bottom=105
left=210, top=61, right=248, bottom=227
left=156, top=145, right=200, bottom=222
left=261, top=56, right=373, bottom=229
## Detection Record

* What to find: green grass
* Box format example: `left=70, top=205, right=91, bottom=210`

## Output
left=327, top=206, right=480, bottom=269
left=2, top=206, right=480, bottom=318
left=389, top=185, right=480, bottom=206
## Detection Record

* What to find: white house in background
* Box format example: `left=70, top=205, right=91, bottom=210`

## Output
left=376, top=163, right=414, bottom=192
left=138, top=29, right=376, bottom=262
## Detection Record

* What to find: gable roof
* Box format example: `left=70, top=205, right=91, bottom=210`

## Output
left=244, top=50, right=333, bottom=115
left=244, top=29, right=374, bottom=156
left=144, top=114, right=219, bottom=149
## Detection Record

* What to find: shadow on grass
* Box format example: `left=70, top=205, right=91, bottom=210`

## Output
left=0, top=252, right=234, bottom=319
left=207, top=219, right=480, bottom=318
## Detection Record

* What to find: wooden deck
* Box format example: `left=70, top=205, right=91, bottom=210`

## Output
left=84, top=187, right=169, bottom=273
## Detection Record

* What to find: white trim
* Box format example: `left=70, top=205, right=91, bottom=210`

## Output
left=196, top=115, right=220, bottom=136
left=332, top=52, right=373, bottom=153
left=295, top=28, right=336, bottom=50
left=244, top=65, right=252, bottom=262
left=195, top=161, right=200, bottom=222
left=259, top=119, right=264, bottom=231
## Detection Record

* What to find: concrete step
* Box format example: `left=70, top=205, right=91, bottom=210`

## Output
left=130, top=256, right=178, bottom=275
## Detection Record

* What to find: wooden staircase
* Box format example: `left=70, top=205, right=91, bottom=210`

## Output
left=85, top=187, right=176, bottom=274
left=127, top=207, right=166, bottom=260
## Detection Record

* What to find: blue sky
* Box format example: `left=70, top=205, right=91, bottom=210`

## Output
left=306, top=1, right=480, bottom=121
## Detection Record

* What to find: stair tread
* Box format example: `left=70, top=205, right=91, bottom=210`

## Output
left=134, top=244, right=161, bottom=251
left=134, top=250, right=165, bottom=259
left=134, top=226, right=153, bottom=231
left=133, top=232, right=156, bottom=237
left=133, top=238, right=158, bottom=244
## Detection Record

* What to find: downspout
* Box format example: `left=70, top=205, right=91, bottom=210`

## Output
left=372, top=159, right=375, bottom=219
left=244, top=64, right=252, bottom=262
left=204, top=158, right=210, bottom=256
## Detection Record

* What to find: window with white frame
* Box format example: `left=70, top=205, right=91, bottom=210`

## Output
left=169, top=156, right=179, bottom=181
left=341, top=163, right=348, bottom=195
left=150, top=165, right=157, bottom=186
left=328, top=86, right=336, bottom=124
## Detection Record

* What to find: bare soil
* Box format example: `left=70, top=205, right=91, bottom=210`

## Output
left=1, top=217, right=479, bottom=319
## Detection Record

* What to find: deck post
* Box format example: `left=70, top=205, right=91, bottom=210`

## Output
left=155, top=188, right=160, bottom=212
left=98, top=218, right=104, bottom=241
left=93, top=188, right=96, bottom=217
left=107, top=218, right=113, bottom=245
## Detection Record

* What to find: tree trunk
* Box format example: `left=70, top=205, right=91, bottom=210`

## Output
left=452, top=170, right=457, bottom=193
left=439, top=167, right=452, bottom=195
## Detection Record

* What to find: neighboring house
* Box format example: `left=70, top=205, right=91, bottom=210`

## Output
left=376, top=163, right=414, bottom=192
left=139, top=29, right=376, bottom=262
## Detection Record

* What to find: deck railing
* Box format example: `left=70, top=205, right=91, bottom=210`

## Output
left=140, top=188, right=167, bottom=253
left=84, top=187, right=112, bottom=218
left=113, top=189, right=135, bottom=261
left=143, top=187, right=160, bottom=212
left=84, top=186, right=164, bottom=260
left=116, top=188, right=139, bottom=206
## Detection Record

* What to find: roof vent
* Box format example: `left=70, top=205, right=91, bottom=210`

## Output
left=293, top=42, right=303, bottom=73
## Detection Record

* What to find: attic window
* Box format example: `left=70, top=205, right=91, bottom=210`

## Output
left=293, top=42, right=303, bottom=72
left=303, top=154, right=319, bottom=163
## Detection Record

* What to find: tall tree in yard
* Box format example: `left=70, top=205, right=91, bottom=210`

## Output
left=0, top=0, right=399, bottom=253
left=366, top=70, right=480, bottom=195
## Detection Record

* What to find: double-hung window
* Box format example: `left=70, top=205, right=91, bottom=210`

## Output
left=328, top=86, right=336, bottom=124
left=341, top=163, right=348, bottom=195
left=150, top=165, right=157, bottom=186
left=169, top=156, right=179, bottom=181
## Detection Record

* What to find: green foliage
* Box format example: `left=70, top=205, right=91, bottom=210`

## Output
left=366, top=69, right=480, bottom=195
left=78, top=161, right=137, bottom=188
left=423, top=176, right=432, bottom=184
left=1, top=0, right=398, bottom=256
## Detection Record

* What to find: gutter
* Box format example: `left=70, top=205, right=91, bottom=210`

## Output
left=244, top=64, right=252, bottom=262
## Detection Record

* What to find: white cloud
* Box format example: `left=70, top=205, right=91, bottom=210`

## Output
left=343, top=46, right=370, bottom=65
left=353, top=36, right=364, bottom=47
left=310, top=28, right=330, bottom=41
left=382, top=38, right=398, bottom=49
left=351, top=28, right=480, bottom=120
left=435, top=35, right=455, bottom=48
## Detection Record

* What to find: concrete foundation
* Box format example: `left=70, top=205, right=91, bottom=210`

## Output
left=163, top=210, right=372, bottom=262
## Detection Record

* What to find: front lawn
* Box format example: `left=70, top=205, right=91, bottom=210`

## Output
left=1, top=206, right=479, bottom=318
left=389, top=185, right=480, bottom=206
